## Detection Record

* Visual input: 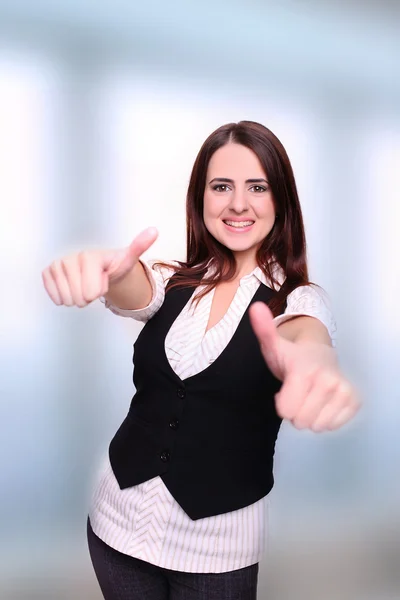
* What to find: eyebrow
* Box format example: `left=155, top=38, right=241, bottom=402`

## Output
left=208, top=177, right=269, bottom=185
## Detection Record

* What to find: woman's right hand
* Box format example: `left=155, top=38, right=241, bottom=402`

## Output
left=41, top=227, right=158, bottom=308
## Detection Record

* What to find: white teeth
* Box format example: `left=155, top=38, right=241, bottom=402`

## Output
left=224, top=220, right=254, bottom=228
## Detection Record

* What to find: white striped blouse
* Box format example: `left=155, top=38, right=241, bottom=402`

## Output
left=88, top=261, right=336, bottom=573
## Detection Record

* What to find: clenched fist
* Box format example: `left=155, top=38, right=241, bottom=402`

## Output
left=249, top=302, right=360, bottom=432
left=42, top=227, right=158, bottom=308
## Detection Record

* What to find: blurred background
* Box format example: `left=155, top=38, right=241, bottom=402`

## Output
left=0, top=0, right=399, bottom=598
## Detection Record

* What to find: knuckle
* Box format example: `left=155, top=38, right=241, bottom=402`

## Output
left=275, top=395, right=286, bottom=415
left=275, top=402, right=286, bottom=419
left=49, top=261, right=59, bottom=276
left=78, top=250, right=91, bottom=264
left=82, top=291, right=97, bottom=304
left=337, top=380, right=352, bottom=398
left=282, top=406, right=296, bottom=422
left=327, top=420, right=341, bottom=431
left=77, top=300, right=88, bottom=308
left=60, top=258, right=69, bottom=275
left=292, top=417, right=307, bottom=430
left=318, top=372, right=339, bottom=392
left=61, top=255, right=73, bottom=269
left=311, top=422, right=325, bottom=433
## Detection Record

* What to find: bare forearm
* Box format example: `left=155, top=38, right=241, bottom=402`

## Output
left=104, top=261, right=153, bottom=310
left=277, top=316, right=332, bottom=347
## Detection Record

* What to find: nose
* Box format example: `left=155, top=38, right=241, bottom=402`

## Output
left=229, top=190, right=249, bottom=214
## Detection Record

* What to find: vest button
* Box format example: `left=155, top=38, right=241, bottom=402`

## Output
left=177, top=388, right=186, bottom=399
left=160, top=450, right=170, bottom=463
left=169, top=419, right=179, bottom=430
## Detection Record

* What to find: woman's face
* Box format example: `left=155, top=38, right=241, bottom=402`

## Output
left=203, top=143, right=276, bottom=261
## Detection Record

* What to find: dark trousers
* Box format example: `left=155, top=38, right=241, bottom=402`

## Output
left=87, top=518, right=259, bottom=599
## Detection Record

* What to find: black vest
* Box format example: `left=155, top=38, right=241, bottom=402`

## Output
left=109, top=278, right=283, bottom=520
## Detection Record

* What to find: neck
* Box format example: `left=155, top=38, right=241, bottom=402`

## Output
left=232, top=250, right=258, bottom=280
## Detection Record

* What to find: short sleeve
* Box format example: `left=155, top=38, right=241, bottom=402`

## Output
left=100, top=260, right=176, bottom=323
left=273, top=284, right=337, bottom=345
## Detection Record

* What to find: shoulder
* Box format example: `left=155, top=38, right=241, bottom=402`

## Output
left=278, top=284, right=337, bottom=344
left=286, top=283, right=332, bottom=308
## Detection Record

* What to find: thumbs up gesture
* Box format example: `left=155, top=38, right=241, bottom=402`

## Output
left=42, top=227, right=158, bottom=308
left=249, top=302, right=360, bottom=432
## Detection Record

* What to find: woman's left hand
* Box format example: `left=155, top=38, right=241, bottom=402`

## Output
left=249, top=302, right=361, bottom=432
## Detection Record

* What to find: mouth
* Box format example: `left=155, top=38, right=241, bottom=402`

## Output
left=223, top=219, right=255, bottom=232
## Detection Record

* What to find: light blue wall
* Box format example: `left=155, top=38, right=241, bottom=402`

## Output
left=0, top=1, right=399, bottom=597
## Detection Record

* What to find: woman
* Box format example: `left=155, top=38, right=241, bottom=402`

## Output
left=42, top=121, right=360, bottom=599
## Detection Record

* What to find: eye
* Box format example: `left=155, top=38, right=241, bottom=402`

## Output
left=212, top=184, right=231, bottom=192
left=249, top=185, right=268, bottom=193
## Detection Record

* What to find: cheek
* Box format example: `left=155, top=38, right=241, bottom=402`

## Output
left=203, top=194, right=215, bottom=232
left=254, top=198, right=276, bottom=220
left=203, top=193, right=224, bottom=219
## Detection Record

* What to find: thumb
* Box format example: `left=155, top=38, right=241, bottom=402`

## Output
left=106, top=227, right=158, bottom=282
left=125, top=227, right=159, bottom=264
left=249, top=302, right=283, bottom=379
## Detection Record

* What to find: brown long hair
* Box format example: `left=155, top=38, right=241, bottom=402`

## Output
left=155, top=120, right=310, bottom=317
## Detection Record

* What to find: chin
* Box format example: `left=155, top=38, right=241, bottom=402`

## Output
left=217, top=237, right=259, bottom=254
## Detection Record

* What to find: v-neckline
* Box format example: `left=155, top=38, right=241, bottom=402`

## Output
left=203, top=287, right=221, bottom=336
left=203, top=282, right=241, bottom=336
left=162, top=282, right=270, bottom=386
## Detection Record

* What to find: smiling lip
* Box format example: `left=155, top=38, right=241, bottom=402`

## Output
left=223, top=219, right=255, bottom=233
